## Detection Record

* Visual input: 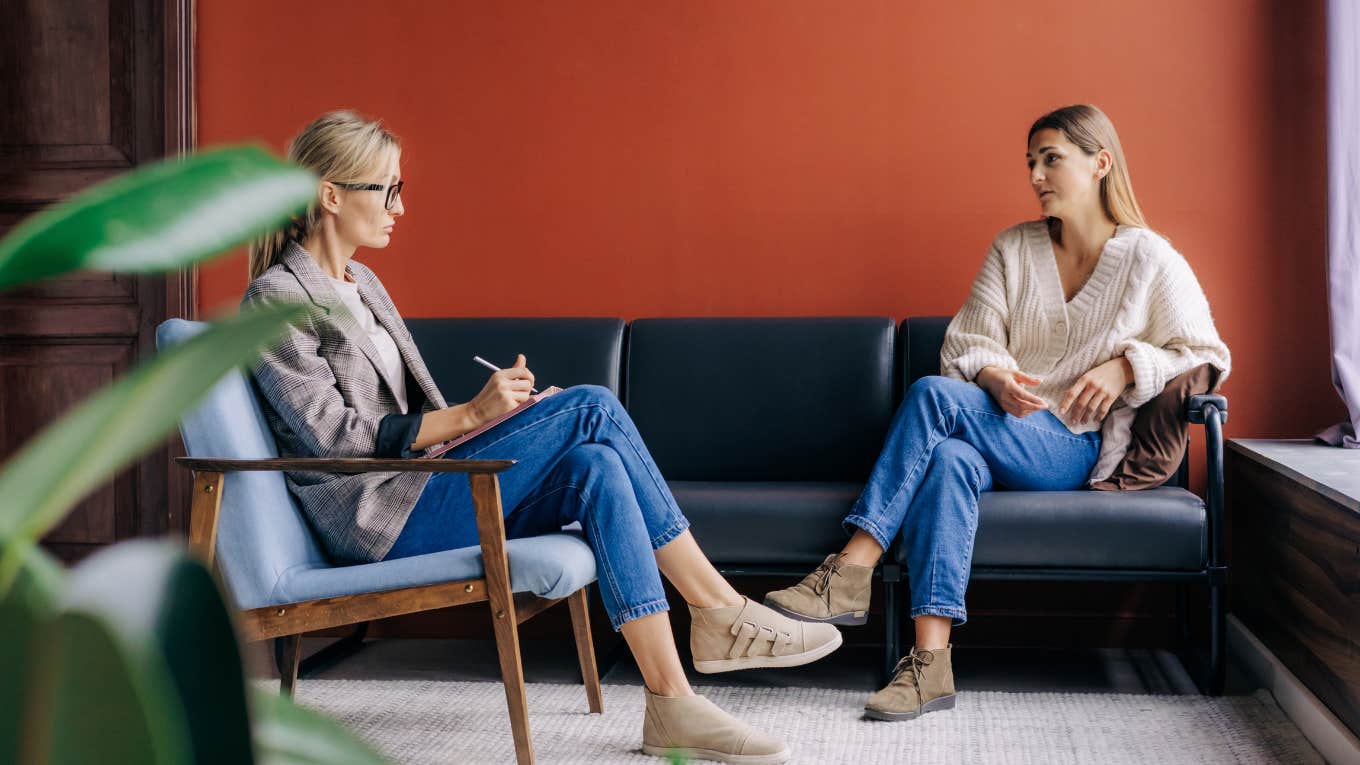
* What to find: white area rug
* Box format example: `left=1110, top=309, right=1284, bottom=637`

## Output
left=290, top=679, right=1324, bottom=764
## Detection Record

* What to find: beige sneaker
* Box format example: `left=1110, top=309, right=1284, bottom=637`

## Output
left=642, top=688, right=790, bottom=764
left=688, top=597, right=842, bottom=674
left=863, top=645, right=957, bottom=721
left=763, top=553, right=873, bottom=625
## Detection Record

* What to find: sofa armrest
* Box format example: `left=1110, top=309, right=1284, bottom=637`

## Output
left=1186, top=394, right=1228, bottom=425
left=1184, top=394, right=1228, bottom=569
left=176, top=457, right=515, bottom=474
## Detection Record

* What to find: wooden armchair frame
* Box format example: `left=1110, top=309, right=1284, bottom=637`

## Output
left=178, top=457, right=603, bottom=765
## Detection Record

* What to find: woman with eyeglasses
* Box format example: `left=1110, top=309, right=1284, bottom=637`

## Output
left=243, top=110, right=838, bottom=765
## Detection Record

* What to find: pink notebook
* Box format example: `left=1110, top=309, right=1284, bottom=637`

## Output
left=423, top=386, right=563, bottom=459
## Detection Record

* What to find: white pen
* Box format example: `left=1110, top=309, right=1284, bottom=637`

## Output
left=473, top=355, right=539, bottom=393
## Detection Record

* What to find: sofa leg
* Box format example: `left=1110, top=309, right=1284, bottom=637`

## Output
left=1207, top=578, right=1226, bottom=696
left=275, top=634, right=301, bottom=698
left=297, top=622, right=369, bottom=678
left=596, top=635, right=631, bottom=680
left=1174, top=584, right=1190, bottom=650
left=880, top=563, right=902, bottom=686
left=567, top=587, right=604, bottom=713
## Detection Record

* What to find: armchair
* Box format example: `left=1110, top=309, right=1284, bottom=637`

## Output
left=158, top=319, right=601, bottom=765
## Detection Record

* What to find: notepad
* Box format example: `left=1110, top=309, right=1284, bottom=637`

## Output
left=423, top=386, right=562, bottom=459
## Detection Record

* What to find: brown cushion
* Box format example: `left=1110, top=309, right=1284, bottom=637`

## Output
left=1091, top=364, right=1219, bottom=491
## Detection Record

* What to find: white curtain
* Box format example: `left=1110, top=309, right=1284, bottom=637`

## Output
left=1318, top=0, right=1360, bottom=447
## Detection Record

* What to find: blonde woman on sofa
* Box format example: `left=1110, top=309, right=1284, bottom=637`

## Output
left=244, top=110, right=841, bottom=765
left=765, top=104, right=1231, bottom=721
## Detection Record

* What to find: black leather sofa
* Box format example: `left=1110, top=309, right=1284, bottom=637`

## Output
left=407, top=316, right=1229, bottom=693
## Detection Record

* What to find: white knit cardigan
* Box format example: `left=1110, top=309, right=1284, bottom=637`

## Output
left=940, top=220, right=1232, bottom=483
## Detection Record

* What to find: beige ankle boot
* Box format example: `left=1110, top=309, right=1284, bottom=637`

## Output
left=642, top=688, right=790, bottom=764
left=763, top=553, right=873, bottom=625
left=689, top=597, right=842, bottom=674
left=863, top=645, right=957, bottom=721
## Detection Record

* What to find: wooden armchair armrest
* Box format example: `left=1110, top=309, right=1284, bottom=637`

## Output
left=176, top=457, right=516, bottom=570
left=176, top=457, right=515, bottom=474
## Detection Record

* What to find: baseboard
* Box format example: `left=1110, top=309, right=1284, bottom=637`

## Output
left=1228, top=614, right=1360, bottom=764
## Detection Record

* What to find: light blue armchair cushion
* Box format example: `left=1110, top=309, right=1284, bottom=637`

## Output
left=157, top=319, right=596, bottom=611
left=158, top=319, right=326, bottom=610
left=277, top=530, right=595, bottom=603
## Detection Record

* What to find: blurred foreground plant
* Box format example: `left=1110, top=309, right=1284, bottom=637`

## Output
left=0, top=147, right=388, bottom=764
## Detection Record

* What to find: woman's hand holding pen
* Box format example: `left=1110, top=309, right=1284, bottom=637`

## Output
left=469, top=354, right=536, bottom=425
left=977, top=366, right=1048, bottom=418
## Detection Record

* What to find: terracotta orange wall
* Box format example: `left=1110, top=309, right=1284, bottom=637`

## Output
left=197, top=0, right=1341, bottom=449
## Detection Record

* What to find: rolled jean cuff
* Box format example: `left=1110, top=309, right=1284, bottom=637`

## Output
left=650, top=515, right=690, bottom=550
left=842, top=514, right=890, bottom=552
left=611, top=597, right=671, bottom=631
left=911, top=604, right=968, bottom=627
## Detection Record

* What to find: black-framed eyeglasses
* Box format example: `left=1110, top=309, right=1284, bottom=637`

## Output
left=333, top=180, right=404, bottom=210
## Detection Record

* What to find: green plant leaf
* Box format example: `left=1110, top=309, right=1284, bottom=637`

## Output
left=0, top=302, right=306, bottom=591
left=251, top=689, right=390, bottom=765
left=25, top=612, right=190, bottom=765
left=0, top=145, right=316, bottom=291
left=0, top=547, right=64, bottom=764
left=20, top=543, right=206, bottom=765
left=30, top=540, right=255, bottom=765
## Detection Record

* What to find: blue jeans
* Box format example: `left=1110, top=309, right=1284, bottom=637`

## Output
left=385, top=385, right=690, bottom=631
left=844, top=376, right=1102, bottom=626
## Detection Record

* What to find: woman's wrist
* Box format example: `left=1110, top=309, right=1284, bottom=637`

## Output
left=410, top=403, right=482, bottom=451
left=975, top=366, right=1002, bottom=392
left=1117, top=355, right=1134, bottom=387
left=449, top=402, right=484, bottom=434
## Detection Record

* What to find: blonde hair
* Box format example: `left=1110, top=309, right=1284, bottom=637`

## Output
left=248, top=110, right=400, bottom=280
left=1028, top=105, right=1147, bottom=241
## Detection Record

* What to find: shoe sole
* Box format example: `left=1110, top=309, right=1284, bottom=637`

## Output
left=862, top=693, right=956, bottom=721
left=762, top=599, right=868, bottom=626
left=692, top=629, right=843, bottom=674
left=642, top=744, right=791, bottom=764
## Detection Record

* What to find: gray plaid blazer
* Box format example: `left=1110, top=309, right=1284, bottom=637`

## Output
left=242, top=242, right=447, bottom=563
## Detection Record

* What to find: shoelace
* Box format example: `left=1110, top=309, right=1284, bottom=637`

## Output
left=889, top=648, right=935, bottom=699
left=810, top=553, right=847, bottom=611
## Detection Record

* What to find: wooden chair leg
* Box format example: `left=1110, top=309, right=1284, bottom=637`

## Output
left=471, top=473, right=534, bottom=765
left=188, top=471, right=224, bottom=566
left=276, top=634, right=301, bottom=698
left=489, top=601, right=532, bottom=765
left=567, top=587, right=604, bottom=713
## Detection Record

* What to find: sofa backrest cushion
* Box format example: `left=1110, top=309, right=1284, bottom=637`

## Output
left=406, top=318, right=626, bottom=402
left=625, top=317, right=897, bottom=482
left=900, top=316, right=951, bottom=386
left=156, top=319, right=329, bottom=610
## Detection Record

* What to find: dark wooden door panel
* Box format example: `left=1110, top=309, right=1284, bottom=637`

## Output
left=2, top=0, right=140, bottom=191
left=1, top=272, right=138, bottom=303
left=0, top=343, right=135, bottom=543
left=1, top=0, right=196, bottom=561
left=0, top=301, right=141, bottom=337
left=5, top=0, right=118, bottom=146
